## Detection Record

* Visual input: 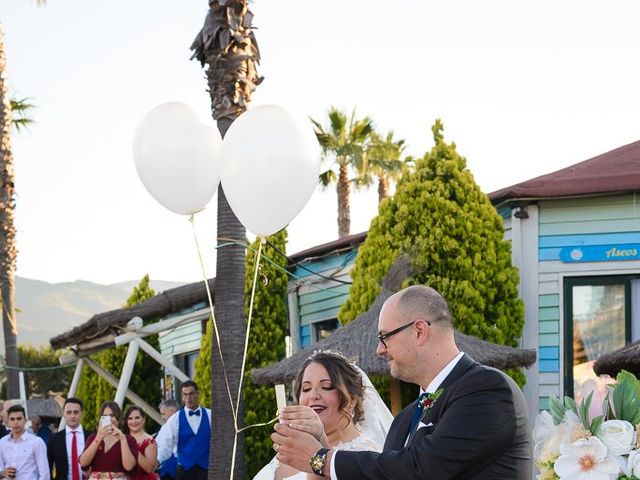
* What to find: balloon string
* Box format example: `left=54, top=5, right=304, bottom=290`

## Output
left=237, top=415, right=278, bottom=433
left=216, top=240, right=349, bottom=298
left=189, top=215, right=237, bottom=428
left=230, top=237, right=264, bottom=478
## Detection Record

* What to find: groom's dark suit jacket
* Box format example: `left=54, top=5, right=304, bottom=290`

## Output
left=335, top=354, right=532, bottom=479
left=47, top=427, right=91, bottom=479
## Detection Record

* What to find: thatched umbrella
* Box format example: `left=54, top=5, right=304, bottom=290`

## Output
left=251, top=256, right=536, bottom=390
left=27, top=397, right=63, bottom=420
left=593, top=340, right=640, bottom=378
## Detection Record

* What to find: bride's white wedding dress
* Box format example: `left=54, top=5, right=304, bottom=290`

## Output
left=254, top=432, right=384, bottom=480
left=253, top=365, right=393, bottom=480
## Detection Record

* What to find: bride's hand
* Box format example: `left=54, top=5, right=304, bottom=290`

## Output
left=279, top=405, right=327, bottom=445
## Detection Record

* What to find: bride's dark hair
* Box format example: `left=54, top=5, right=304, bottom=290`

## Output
left=291, top=351, right=365, bottom=425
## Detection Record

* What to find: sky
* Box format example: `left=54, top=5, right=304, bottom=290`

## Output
left=2, top=0, right=640, bottom=285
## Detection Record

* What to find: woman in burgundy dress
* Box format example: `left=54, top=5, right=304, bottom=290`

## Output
left=79, top=401, right=138, bottom=479
left=123, top=405, right=158, bottom=480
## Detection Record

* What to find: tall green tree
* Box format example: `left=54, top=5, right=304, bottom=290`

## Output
left=311, top=107, right=374, bottom=238
left=243, top=231, right=288, bottom=478
left=193, top=318, right=212, bottom=407
left=76, top=275, right=162, bottom=428
left=0, top=0, right=45, bottom=401
left=192, top=231, right=289, bottom=479
left=0, top=28, right=19, bottom=397
left=359, top=130, right=408, bottom=204
left=17, top=344, right=72, bottom=397
left=340, top=120, right=525, bottom=383
left=191, top=2, right=262, bottom=477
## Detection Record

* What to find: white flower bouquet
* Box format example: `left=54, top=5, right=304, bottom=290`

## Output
left=534, top=370, right=640, bottom=480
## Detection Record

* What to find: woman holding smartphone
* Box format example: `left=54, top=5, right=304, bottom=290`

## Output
left=79, top=401, right=138, bottom=479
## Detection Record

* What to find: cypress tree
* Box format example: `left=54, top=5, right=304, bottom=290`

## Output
left=243, top=230, right=289, bottom=478
left=192, top=231, right=289, bottom=479
left=194, top=317, right=213, bottom=407
left=339, top=120, right=525, bottom=383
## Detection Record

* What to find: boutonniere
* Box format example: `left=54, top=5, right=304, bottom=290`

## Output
left=419, top=388, right=443, bottom=423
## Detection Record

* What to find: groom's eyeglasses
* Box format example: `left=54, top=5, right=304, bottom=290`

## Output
left=378, top=319, right=431, bottom=349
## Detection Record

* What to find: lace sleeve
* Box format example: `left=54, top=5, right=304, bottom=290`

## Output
left=334, top=434, right=384, bottom=453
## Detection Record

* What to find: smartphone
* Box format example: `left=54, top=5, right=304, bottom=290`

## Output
left=100, top=415, right=111, bottom=428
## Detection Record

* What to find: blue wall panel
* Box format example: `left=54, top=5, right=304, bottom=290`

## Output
left=539, top=360, right=560, bottom=373
left=539, top=346, right=559, bottom=360
left=539, top=232, right=640, bottom=261
left=300, top=324, right=311, bottom=348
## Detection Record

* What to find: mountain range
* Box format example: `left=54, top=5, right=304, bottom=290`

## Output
left=3, top=277, right=185, bottom=348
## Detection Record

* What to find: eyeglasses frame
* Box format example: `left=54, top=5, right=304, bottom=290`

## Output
left=377, top=319, right=431, bottom=349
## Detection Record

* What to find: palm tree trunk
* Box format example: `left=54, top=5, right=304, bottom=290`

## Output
left=191, top=1, right=262, bottom=477
left=337, top=163, right=351, bottom=237
left=0, top=27, right=19, bottom=399
left=212, top=119, right=246, bottom=478
left=378, top=175, right=390, bottom=204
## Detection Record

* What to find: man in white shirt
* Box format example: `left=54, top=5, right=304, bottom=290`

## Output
left=158, top=399, right=179, bottom=480
left=156, top=381, right=212, bottom=480
left=0, top=404, right=50, bottom=479
left=47, top=397, right=90, bottom=480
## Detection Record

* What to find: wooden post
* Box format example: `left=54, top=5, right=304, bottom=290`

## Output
left=134, top=337, right=190, bottom=383
left=58, top=359, right=85, bottom=431
left=114, top=340, right=139, bottom=408
left=84, top=356, right=163, bottom=425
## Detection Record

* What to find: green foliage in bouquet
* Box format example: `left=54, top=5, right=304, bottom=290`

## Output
left=611, top=371, right=640, bottom=425
left=536, top=370, right=640, bottom=480
left=549, top=392, right=603, bottom=435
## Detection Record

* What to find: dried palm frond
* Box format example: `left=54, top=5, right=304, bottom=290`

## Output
left=191, top=0, right=263, bottom=121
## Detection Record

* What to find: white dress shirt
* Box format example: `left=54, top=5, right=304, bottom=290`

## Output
left=64, top=426, right=85, bottom=480
left=156, top=406, right=212, bottom=464
left=0, top=431, right=50, bottom=480
left=329, top=351, right=465, bottom=479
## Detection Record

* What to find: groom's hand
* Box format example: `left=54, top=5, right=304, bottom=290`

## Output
left=271, top=423, right=322, bottom=473
left=279, top=405, right=327, bottom=445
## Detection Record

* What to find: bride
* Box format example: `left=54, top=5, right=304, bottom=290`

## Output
left=254, top=351, right=393, bottom=480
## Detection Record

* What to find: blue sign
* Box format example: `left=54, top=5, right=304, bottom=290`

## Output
left=560, top=244, right=640, bottom=263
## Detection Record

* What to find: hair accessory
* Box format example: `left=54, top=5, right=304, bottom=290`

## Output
left=307, top=349, right=356, bottom=364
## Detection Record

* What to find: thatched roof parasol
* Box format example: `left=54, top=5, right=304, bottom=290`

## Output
left=50, top=279, right=215, bottom=351
left=251, top=256, right=536, bottom=386
left=593, top=340, right=640, bottom=378
left=27, top=397, right=63, bottom=419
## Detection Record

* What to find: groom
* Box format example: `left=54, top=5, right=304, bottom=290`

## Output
left=272, top=285, right=532, bottom=479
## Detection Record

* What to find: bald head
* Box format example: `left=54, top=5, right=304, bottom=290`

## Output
left=378, top=285, right=459, bottom=388
left=395, top=285, right=453, bottom=329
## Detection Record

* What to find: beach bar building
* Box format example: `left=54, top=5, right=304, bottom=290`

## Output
left=489, top=140, right=640, bottom=422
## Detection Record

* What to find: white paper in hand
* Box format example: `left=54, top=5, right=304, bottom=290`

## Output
left=275, top=384, right=286, bottom=423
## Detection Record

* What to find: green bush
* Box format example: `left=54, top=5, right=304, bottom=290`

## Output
left=340, top=120, right=525, bottom=386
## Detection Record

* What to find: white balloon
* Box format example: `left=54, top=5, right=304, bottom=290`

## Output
left=220, top=105, right=321, bottom=236
left=133, top=102, right=222, bottom=215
